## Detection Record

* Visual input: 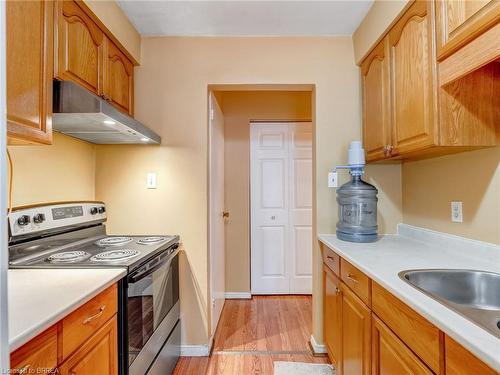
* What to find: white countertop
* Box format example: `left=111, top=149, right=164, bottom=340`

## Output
left=8, top=268, right=126, bottom=351
left=319, top=224, right=500, bottom=372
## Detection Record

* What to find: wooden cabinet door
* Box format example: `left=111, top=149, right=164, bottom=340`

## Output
left=445, top=335, right=497, bottom=375
left=59, top=316, right=118, bottom=375
left=341, top=282, right=371, bottom=375
left=361, top=38, right=391, bottom=162
left=56, top=0, right=104, bottom=96
left=324, top=266, right=342, bottom=372
left=6, top=0, right=53, bottom=145
left=389, top=1, right=438, bottom=156
left=436, top=0, right=500, bottom=59
left=104, top=39, right=134, bottom=115
left=372, top=315, right=433, bottom=375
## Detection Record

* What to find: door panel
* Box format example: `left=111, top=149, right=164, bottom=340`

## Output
left=289, top=123, right=312, bottom=294
left=361, top=38, right=390, bottom=161
left=251, top=122, right=312, bottom=295
left=261, top=159, right=286, bottom=208
left=372, top=315, right=433, bottom=375
left=209, top=93, right=225, bottom=336
left=324, top=267, right=342, bottom=371
left=261, top=226, right=287, bottom=276
left=6, top=0, right=53, bottom=145
left=59, top=316, right=118, bottom=375
left=389, top=1, right=437, bottom=155
left=342, top=283, right=371, bottom=375
left=251, top=124, right=290, bottom=294
left=436, top=0, right=500, bottom=59
left=104, top=39, right=134, bottom=115
left=56, top=0, right=104, bottom=96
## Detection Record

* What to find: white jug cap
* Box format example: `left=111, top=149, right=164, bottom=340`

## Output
left=348, top=141, right=365, bottom=166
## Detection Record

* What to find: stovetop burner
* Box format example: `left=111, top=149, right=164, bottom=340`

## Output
left=136, top=236, right=167, bottom=245
left=90, top=249, right=140, bottom=262
left=95, top=237, right=133, bottom=247
left=47, top=250, right=90, bottom=263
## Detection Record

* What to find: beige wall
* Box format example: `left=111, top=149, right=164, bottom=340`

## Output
left=83, top=0, right=141, bottom=63
left=94, top=36, right=403, bottom=346
left=352, top=0, right=410, bottom=63
left=7, top=133, right=96, bottom=207
left=352, top=0, right=499, bottom=245
left=220, top=91, right=312, bottom=293
left=403, top=147, right=500, bottom=244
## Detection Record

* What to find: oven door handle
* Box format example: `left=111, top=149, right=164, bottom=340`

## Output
left=129, top=250, right=177, bottom=283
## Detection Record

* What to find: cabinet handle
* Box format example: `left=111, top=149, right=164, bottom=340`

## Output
left=326, top=255, right=335, bottom=262
left=19, top=364, right=30, bottom=374
left=346, top=273, right=359, bottom=284
left=83, top=305, right=106, bottom=324
left=335, top=287, right=341, bottom=295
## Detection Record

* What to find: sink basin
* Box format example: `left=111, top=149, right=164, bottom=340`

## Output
left=399, top=269, right=500, bottom=338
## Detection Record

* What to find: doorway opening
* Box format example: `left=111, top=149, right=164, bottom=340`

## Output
left=208, top=86, right=315, bottom=338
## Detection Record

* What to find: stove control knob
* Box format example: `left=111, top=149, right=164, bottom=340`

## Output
left=17, top=215, right=31, bottom=226
left=98, top=207, right=105, bottom=214
left=90, top=207, right=98, bottom=215
left=33, top=213, right=46, bottom=224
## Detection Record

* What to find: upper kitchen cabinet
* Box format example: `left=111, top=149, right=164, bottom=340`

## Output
left=361, top=0, right=498, bottom=162
left=55, top=0, right=136, bottom=115
left=436, top=0, right=500, bottom=60
left=55, top=0, right=104, bottom=96
left=361, top=38, right=391, bottom=162
left=103, top=39, right=134, bottom=116
left=388, top=0, right=437, bottom=157
left=6, top=0, right=54, bottom=145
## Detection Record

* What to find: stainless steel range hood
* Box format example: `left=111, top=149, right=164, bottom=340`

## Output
left=52, top=80, right=161, bottom=144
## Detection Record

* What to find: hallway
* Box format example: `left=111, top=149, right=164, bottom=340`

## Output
left=173, top=296, right=329, bottom=374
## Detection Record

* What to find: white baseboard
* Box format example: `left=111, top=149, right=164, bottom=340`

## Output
left=225, top=292, right=252, bottom=299
left=310, top=335, right=327, bottom=354
left=180, top=336, right=214, bottom=357
left=180, top=344, right=210, bottom=357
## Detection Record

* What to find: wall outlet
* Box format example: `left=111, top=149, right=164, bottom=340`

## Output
left=147, top=173, right=157, bottom=189
left=328, top=172, right=338, bottom=188
left=451, top=201, right=463, bottom=223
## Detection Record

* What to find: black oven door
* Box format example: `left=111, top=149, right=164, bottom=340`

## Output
left=125, top=247, right=179, bottom=375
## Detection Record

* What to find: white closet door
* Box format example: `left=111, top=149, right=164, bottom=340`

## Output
left=251, top=122, right=312, bottom=295
left=251, top=124, right=290, bottom=294
left=289, top=123, right=313, bottom=294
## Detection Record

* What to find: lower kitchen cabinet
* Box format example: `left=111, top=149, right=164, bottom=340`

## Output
left=341, top=282, right=371, bottom=375
left=10, top=325, right=58, bottom=373
left=445, top=335, right=497, bottom=375
left=324, top=265, right=342, bottom=371
left=10, top=285, right=118, bottom=375
left=321, top=244, right=498, bottom=375
left=59, top=316, right=118, bottom=375
left=372, top=315, right=433, bottom=375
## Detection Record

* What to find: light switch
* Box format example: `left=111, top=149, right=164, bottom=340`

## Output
left=328, top=172, right=338, bottom=188
left=147, top=173, right=157, bottom=189
left=451, top=201, right=463, bottom=223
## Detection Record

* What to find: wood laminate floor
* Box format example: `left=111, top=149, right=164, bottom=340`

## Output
left=173, top=295, right=329, bottom=375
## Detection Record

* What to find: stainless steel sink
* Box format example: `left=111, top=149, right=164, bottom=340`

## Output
left=399, top=269, right=500, bottom=338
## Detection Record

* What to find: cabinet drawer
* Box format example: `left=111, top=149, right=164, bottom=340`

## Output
left=340, top=258, right=371, bottom=306
left=321, top=244, right=340, bottom=276
left=372, top=282, right=443, bottom=374
left=11, top=325, right=57, bottom=373
left=61, top=284, right=117, bottom=360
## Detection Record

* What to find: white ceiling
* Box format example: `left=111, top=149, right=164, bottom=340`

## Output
left=117, top=1, right=374, bottom=37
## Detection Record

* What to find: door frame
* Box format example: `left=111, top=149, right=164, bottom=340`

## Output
left=207, top=91, right=225, bottom=339
left=250, top=121, right=313, bottom=295
left=0, top=1, right=9, bottom=368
